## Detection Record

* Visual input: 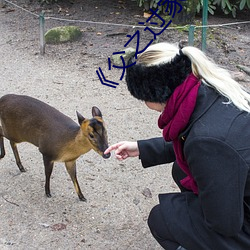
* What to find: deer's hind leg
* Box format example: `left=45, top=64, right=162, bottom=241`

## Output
left=10, top=141, right=26, bottom=172
left=0, top=126, right=5, bottom=159
left=65, top=160, right=86, bottom=202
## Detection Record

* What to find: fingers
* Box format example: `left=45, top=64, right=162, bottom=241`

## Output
left=104, top=141, right=130, bottom=160
left=104, top=141, right=126, bottom=155
left=116, top=154, right=127, bottom=160
left=104, top=141, right=138, bottom=160
left=115, top=149, right=129, bottom=160
left=115, top=143, right=128, bottom=155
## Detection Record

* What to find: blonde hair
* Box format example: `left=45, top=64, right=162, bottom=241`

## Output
left=137, top=42, right=250, bottom=113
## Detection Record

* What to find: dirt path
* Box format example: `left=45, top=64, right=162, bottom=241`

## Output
left=0, top=1, right=249, bottom=249
left=0, top=2, right=175, bottom=250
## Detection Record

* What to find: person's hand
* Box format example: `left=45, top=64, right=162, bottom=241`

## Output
left=104, top=141, right=139, bottom=160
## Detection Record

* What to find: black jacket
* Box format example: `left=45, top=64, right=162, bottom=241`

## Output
left=138, top=84, right=250, bottom=249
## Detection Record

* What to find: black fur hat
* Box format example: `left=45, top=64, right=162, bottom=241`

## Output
left=125, top=52, right=192, bottom=103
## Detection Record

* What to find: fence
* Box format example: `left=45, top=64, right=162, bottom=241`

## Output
left=2, top=0, right=250, bottom=55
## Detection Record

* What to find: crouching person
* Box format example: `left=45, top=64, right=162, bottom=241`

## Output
left=105, top=42, right=250, bottom=249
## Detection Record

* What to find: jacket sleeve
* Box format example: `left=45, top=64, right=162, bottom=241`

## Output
left=137, top=137, right=176, bottom=168
left=185, top=136, right=249, bottom=237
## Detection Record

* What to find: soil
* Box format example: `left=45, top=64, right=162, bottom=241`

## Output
left=0, top=0, right=249, bottom=249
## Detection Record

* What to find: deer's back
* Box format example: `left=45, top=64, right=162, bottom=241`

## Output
left=0, top=94, right=79, bottom=147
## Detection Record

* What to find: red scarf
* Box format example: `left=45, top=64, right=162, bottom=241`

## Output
left=158, top=73, right=201, bottom=194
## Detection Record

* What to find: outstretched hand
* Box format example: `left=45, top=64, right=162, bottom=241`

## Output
left=104, top=141, right=139, bottom=160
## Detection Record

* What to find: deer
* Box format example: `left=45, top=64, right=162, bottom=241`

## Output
left=0, top=94, right=111, bottom=201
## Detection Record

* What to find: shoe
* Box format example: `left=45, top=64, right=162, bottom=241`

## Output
left=176, top=246, right=187, bottom=250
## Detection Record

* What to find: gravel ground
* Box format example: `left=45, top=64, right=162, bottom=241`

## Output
left=0, top=1, right=249, bottom=249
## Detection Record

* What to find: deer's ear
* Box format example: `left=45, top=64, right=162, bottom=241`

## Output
left=92, top=106, right=102, bottom=118
left=76, top=111, right=85, bottom=125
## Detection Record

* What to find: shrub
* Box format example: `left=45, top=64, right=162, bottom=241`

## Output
left=199, top=0, right=250, bottom=18
left=38, top=0, right=58, bottom=4
left=135, top=0, right=198, bottom=24
left=135, top=0, right=250, bottom=18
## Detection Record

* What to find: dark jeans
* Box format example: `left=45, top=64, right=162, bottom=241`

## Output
left=148, top=162, right=188, bottom=250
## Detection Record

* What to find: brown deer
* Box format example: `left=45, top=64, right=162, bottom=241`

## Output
left=0, top=94, right=110, bottom=201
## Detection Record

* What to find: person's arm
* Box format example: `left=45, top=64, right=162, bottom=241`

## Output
left=138, top=137, right=175, bottom=168
left=104, top=138, right=175, bottom=168
left=185, top=137, right=249, bottom=236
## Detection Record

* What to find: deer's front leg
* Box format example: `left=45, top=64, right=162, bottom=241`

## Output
left=65, top=160, right=86, bottom=202
left=43, top=155, right=54, bottom=198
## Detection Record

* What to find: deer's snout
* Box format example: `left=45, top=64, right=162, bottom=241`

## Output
left=102, top=152, right=111, bottom=159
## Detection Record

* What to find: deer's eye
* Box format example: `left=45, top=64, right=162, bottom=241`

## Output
left=89, top=133, right=94, bottom=139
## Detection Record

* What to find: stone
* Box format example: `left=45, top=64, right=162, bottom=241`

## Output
left=237, top=65, right=250, bottom=76
left=231, top=71, right=247, bottom=82
left=45, top=26, right=82, bottom=44
left=111, top=47, right=136, bottom=66
left=142, top=187, right=152, bottom=198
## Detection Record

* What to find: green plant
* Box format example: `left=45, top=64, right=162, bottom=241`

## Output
left=38, top=0, right=58, bottom=4
left=136, top=0, right=164, bottom=13
left=239, top=0, right=250, bottom=9
left=213, top=0, right=237, bottom=17
left=135, top=0, right=250, bottom=18
left=197, top=0, right=217, bottom=15
left=198, top=0, right=250, bottom=18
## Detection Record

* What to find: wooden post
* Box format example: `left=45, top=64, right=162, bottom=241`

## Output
left=39, top=11, right=45, bottom=55
left=202, top=0, right=208, bottom=51
left=188, top=25, right=195, bottom=46
left=0, top=0, right=6, bottom=8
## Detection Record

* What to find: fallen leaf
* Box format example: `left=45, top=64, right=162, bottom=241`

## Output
left=143, top=12, right=152, bottom=18
left=142, top=188, right=152, bottom=198
left=51, top=223, right=67, bottom=231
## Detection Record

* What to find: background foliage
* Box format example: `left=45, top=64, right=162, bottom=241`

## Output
left=135, top=0, right=250, bottom=18
left=38, top=0, right=250, bottom=18
left=38, top=0, right=57, bottom=4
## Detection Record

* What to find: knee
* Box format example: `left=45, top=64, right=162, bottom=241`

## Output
left=148, top=205, right=180, bottom=249
left=148, top=204, right=162, bottom=234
